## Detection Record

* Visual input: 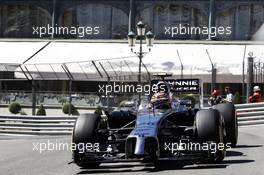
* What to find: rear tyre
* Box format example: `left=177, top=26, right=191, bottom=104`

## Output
left=72, top=113, right=101, bottom=168
left=215, top=103, right=238, bottom=147
left=195, top=109, right=225, bottom=163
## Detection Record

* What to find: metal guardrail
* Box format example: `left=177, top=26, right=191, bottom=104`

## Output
left=0, top=115, right=77, bottom=135
left=0, top=103, right=263, bottom=135
left=236, top=102, right=264, bottom=126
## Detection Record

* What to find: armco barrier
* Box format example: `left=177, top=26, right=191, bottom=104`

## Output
left=0, top=115, right=77, bottom=135
left=235, top=102, right=264, bottom=126
left=0, top=103, right=263, bottom=135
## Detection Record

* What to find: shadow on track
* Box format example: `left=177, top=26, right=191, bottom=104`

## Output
left=76, top=161, right=228, bottom=174
left=235, top=144, right=263, bottom=148
left=76, top=147, right=256, bottom=174
left=77, top=157, right=255, bottom=174
left=76, top=160, right=225, bottom=174
left=226, top=150, right=245, bottom=157
left=222, top=159, right=255, bottom=164
left=148, top=161, right=227, bottom=172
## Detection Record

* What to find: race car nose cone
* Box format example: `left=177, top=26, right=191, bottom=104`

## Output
left=134, top=137, right=145, bottom=155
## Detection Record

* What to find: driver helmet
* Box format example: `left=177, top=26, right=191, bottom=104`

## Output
left=151, top=91, right=172, bottom=109
left=151, top=92, right=169, bottom=103
left=253, top=86, right=261, bottom=92
left=212, top=89, right=220, bottom=96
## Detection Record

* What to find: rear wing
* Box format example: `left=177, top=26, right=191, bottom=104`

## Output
left=151, top=79, right=200, bottom=94
left=151, top=79, right=204, bottom=108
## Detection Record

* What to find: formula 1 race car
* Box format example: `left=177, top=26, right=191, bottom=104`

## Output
left=71, top=79, right=238, bottom=168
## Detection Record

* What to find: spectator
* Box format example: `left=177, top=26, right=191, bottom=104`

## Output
left=249, top=86, right=262, bottom=103
left=224, top=86, right=234, bottom=103
left=208, top=89, right=223, bottom=106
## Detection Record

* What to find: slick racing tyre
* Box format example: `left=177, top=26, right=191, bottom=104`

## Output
left=72, top=113, right=101, bottom=168
left=215, top=103, right=238, bottom=147
left=195, top=109, right=225, bottom=163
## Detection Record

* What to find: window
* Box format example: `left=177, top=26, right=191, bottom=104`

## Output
left=0, top=4, right=51, bottom=38
left=215, top=3, right=264, bottom=40
left=137, top=3, right=208, bottom=39
left=75, top=3, right=129, bottom=39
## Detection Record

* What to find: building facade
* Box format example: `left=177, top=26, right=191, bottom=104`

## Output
left=0, top=0, right=264, bottom=40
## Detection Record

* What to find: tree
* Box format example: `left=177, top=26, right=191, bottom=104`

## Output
left=234, top=92, right=241, bottom=104
left=62, top=103, right=79, bottom=115
left=94, top=106, right=103, bottom=115
left=36, top=104, right=46, bottom=116
left=8, top=102, right=21, bottom=114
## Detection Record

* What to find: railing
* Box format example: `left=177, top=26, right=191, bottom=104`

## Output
left=0, top=102, right=263, bottom=135
left=0, top=115, right=77, bottom=135
left=236, top=102, right=264, bottom=126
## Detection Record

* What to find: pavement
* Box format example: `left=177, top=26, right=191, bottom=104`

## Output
left=0, top=125, right=263, bottom=175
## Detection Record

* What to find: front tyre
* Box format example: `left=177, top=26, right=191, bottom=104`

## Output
left=72, top=113, right=101, bottom=168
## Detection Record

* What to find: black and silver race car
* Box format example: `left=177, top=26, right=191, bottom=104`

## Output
left=71, top=79, right=238, bottom=168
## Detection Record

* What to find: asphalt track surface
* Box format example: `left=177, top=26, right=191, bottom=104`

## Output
left=0, top=125, right=263, bottom=175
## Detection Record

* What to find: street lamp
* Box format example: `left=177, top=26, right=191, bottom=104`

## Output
left=127, top=31, right=136, bottom=47
left=136, top=20, right=145, bottom=36
left=127, top=20, right=154, bottom=104
left=146, top=31, right=154, bottom=47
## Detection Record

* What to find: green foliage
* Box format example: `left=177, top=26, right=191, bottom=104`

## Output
left=8, top=102, right=21, bottom=114
left=73, top=109, right=80, bottom=116
left=62, top=103, right=79, bottom=115
left=182, top=95, right=196, bottom=108
left=94, top=106, right=103, bottom=115
left=234, top=92, right=241, bottom=104
left=36, top=104, right=46, bottom=116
